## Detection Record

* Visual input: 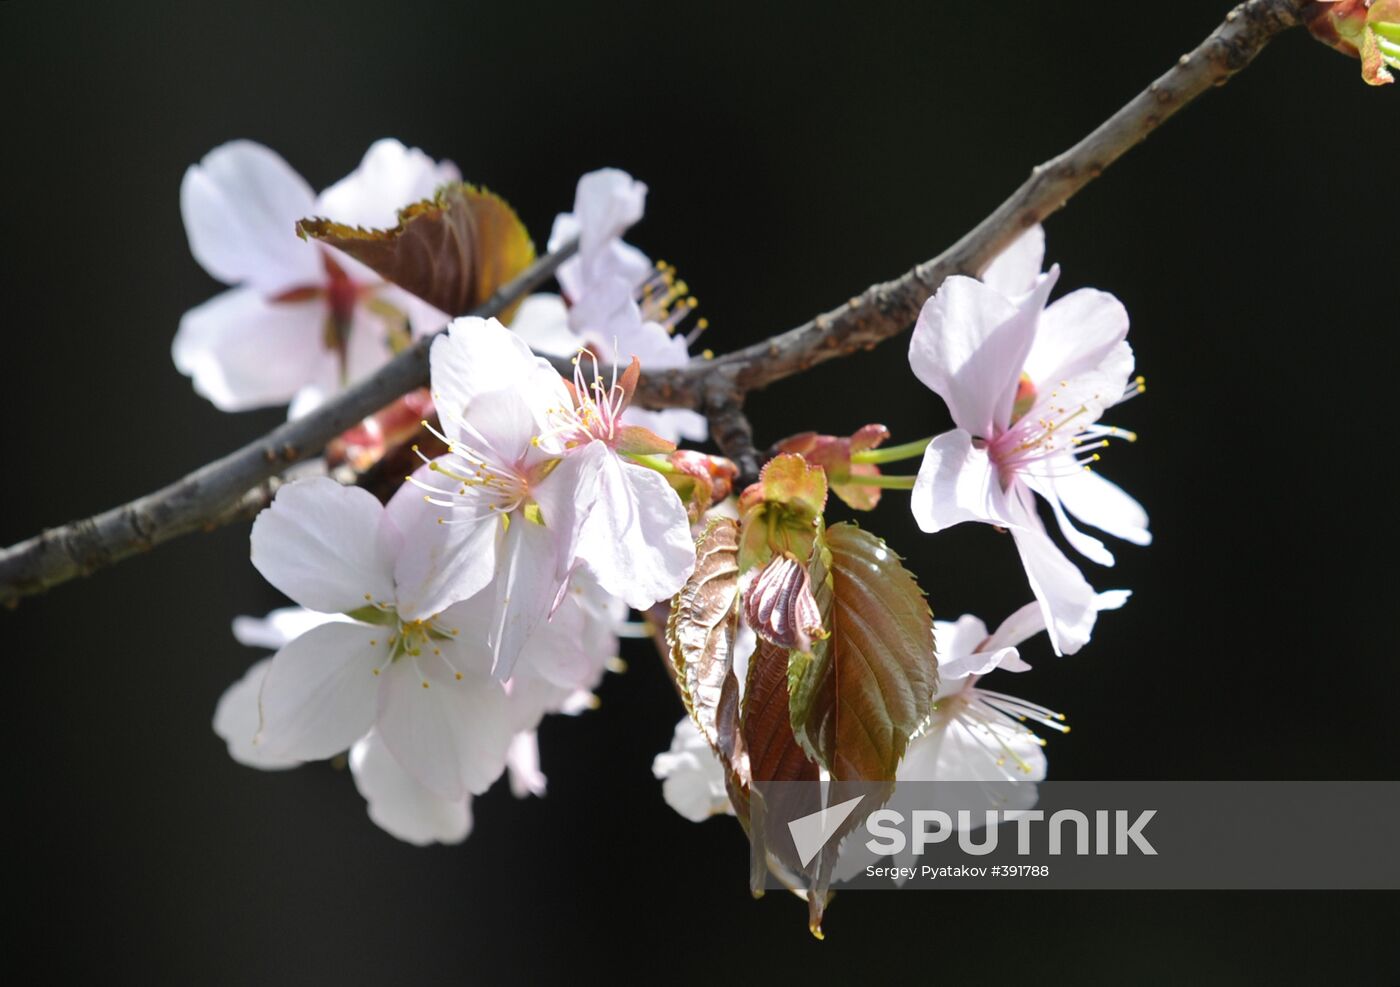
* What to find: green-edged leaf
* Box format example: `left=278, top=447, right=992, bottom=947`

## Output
left=298, top=182, right=536, bottom=318
left=665, top=517, right=742, bottom=750
left=788, top=522, right=937, bottom=782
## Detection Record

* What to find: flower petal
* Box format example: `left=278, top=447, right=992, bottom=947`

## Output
left=231, top=607, right=350, bottom=651
left=652, top=717, right=733, bottom=822
left=314, top=138, right=460, bottom=230
left=251, top=478, right=399, bottom=614
left=173, top=288, right=331, bottom=411
left=256, top=621, right=385, bottom=761
left=980, top=224, right=1045, bottom=298
left=911, top=429, right=1019, bottom=533
left=180, top=140, right=321, bottom=294
left=349, top=731, right=473, bottom=846
left=485, top=514, right=564, bottom=680
left=509, top=293, right=580, bottom=356
left=1026, top=288, right=1131, bottom=390
left=909, top=272, right=1055, bottom=436
left=212, top=658, right=301, bottom=770
left=1008, top=504, right=1100, bottom=657
left=387, top=464, right=501, bottom=622
left=506, top=732, right=548, bottom=798
left=375, top=641, right=515, bottom=800
left=1052, top=467, right=1152, bottom=547
left=571, top=444, right=696, bottom=610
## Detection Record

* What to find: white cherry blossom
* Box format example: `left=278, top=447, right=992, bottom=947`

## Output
left=175, top=138, right=457, bottom=414
left=908, top=260, right=1149, bottom=655
left=513, top=168, right=707, bottom=443
left=390, top=316, right=694, bottom=677
left=652, top=717, right=736, bottom=823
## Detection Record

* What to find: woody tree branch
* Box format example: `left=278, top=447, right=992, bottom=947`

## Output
left=0, top=0, right=1309, bottom=607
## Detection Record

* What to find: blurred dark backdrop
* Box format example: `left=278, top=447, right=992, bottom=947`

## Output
left=4, top=0, right=1397, bottom=982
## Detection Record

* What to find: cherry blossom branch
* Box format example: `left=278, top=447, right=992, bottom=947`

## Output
left=0, top=241, right=577, bottom=607
left=0, top=0, right=1307, bottom=607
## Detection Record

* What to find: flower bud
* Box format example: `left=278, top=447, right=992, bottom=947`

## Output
left=743, top=552, right=826, bottom=653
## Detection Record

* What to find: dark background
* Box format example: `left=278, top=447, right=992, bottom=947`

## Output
left=4, top=0, right=1397, bottom=982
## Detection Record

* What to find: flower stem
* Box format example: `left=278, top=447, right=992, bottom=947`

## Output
left=850, top=437, right=933, bottom=465
left=626, top=453, right=676, bottom=475
left=854, top=473, right=918, bottom=490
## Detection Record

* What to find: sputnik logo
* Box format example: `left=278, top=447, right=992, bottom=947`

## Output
left=787, top=795, right=866, bottom=867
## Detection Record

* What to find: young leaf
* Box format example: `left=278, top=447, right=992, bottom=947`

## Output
left=298, top=182, right=536, bottom=318
left=665, top=517, right=742, bottom=751
left=788, top=522, right=937, bottom=782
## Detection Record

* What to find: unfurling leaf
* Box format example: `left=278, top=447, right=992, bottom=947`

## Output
left=666, top=517, right=743, bottom=752
left=298, top=182, right=536, bottom=318
left=737, top=453, right=828, bottom=572
left=744, top=552, right=826, bottom=652
left=788, top=522, right=937, bottom=782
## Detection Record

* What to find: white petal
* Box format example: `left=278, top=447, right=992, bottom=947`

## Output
left=1023, top=472, right=1115, bottom=567
left=933, top=614, right=990, bottom=673
left=1026, top=288, right=1131, bottom=390
left=375, top=643, right=515, bottom=800
left=1008, top=510, right=1100, bottom=657
left=350, top=732, right=473, bottom=845
left=212, top=658, right=301, bottom=770
left=431, top=316, right=537, bottom=418
left=173, top=288, right=331, bottom=411
left=571, top=445, right=696, bottom=610
left=981, top=600, right=1050, bottom=654
left=506, top=732, right=548, bottom=798
left=911, top=429, right=1019, bottom=533
left=980, top=224, right=1045, bottom=298
left=572, top=168, right=647, bottom=260
left=510, top=571, right=619, bottom=692
left=231, top=607, right=349, bottom=650
left=485, top=514, right=564, bottom=680
left=652, top=717, right=733, bottom=822
left=256, top=621, right=385, bottom=760
left=387, top=465, right=501, bottom=622
left=180, top=140, right=321, bottom=294
left=314, top=139, right=460, bottom=230
left=251, top=478, right=399, bottom=614
left=1052, top=468, right=1152, bottom=547
left=509, top=293, right=580, bottom=356
left=908, top=272, right=1055, bottom=436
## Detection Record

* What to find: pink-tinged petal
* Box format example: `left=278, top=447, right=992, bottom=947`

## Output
left=1007, top=505, right=1100, bottom=657
left=980, top=224, right=1045, bottom=298
left=174, top=288, right=331, bottom=411
left=571, top=445, right=696, bottom=610
left=180, top=140, right=322, bottom=294
left=911, top=429, right=1020, bottom=533
left=251, top=478, right=399, bottom=614
left=572, top=168, right=647, bottom=260
left=314, top=138, right=460, bottom=230
left=1026, top=288, right=1130, bottom=390
left=509, top=293, right=580, bottom=357
left=486, top=515, right=565, bottom=680
left=1052, top=467, right=1152, bottom=547
left=980, top=601, right=1050, bottom=655
left=429, top=316, right=554, bottom=422
left=933, top=614, right=991, bottom=667
left=349, top=732, right=473, bottom=846
left=509, top=571, right=618, bottom=693
left=375, top=642, right=515, bottom=800
left=388, top=464, right=501, bottom=622
left=212, top=658, right=301, bottom=770
left=256, top=621, right=385, bottom=760
left=909, top=271, right=1056, bottom=436
left=1023, top=472, right=1115, bottom=567
left=506, top=732, right=547, bottom=798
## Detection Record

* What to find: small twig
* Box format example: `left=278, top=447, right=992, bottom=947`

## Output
left=0, top=0, right=1308, bottom=607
